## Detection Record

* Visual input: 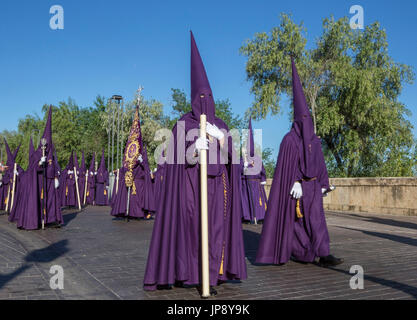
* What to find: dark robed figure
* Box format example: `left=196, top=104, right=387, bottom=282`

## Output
left=241, top=118, right=268, bottom=223
left=95, top=149, right=109, bottom=206
left=1, top=140, right=23, bottom=213
left=152, top=148, right=166, bottom=205
left=78, top=151, right=87, bottom=206
left=144, top=32, right=247, bottom=291
left=60, top=151, right=78, bottom=208
left=256, top=59, right=342, bottom=267
left=111, top=107, right=155, bottom=219
left=16, top=107, right=63, bottom=230
left=10, top=139, right=35, bottom=222
left=86, top=153, right=96, bottom=205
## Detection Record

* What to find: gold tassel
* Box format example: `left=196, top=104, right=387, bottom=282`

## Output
left=219, top=247, right=225, bottom=275
left=259, top=196, right=262, bottom=207
left=41, top=188, right=44, bottom=200
left=104, top=189, right=107, bottom=196
left=4, top=197, right=8, bottom=205
left=65, top=186, right=68, bottom=197
left=86, top=191, right=89, bottom=197
left=296, top=199, right=303, bottom=219
left=132, top=182, right=137, bottom=195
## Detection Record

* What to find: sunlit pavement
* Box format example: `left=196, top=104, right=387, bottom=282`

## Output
left=1, top=206, right=417, bottom=300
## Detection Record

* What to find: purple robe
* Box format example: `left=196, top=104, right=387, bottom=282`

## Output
left=16, top=107, right=63, bottom=229
left=1, top=141, right=24, bottom=214
left=143, top=32, right=246, bottom=290
left=110, top=165, right=150, bottom=218
left=86, top=153, right=96, bottom=205
left=255, top=58, right=331, bottom=264
left=60, top=152, right=79, bottom=208
left=95, top=150, right=109, bottom=206
left=241, top=163, right=267, bottom=222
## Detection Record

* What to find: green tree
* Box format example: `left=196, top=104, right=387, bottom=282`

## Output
left=240, top=13, right=416, bottom=177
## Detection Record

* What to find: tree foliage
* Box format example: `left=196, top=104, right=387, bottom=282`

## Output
left=241, top=13, right=416, bottom=177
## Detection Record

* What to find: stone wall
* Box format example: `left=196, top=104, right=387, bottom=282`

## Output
left=264, top=177, right=417, bottom=216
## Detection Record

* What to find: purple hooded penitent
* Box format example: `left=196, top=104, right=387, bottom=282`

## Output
left=78, top=151, right=86, bottom=206
left=9, top=140, right=29, bottom=222
left=86, top=152, right=96, bottom=205
left=143, top=32, right=247, bottom=290
left=16, top=106, right=63, bottom=230
left=240, top=118, right=267, bottom=222
left=153, top=147, right=166, bottom=205
left=255, top=58, right=330, bottom=264
left=111, top=107, right=154, bottom=218
left=1, top=139, right=24, bottom=213
left=95, top=149, right=109, bottom=206
left=60, top=151, right=78, bottom=208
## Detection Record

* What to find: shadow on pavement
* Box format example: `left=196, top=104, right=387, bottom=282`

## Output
left=242, top=229, right=262, bottom=265
left=0, top=239, right=69, bottom=290
left=62, top=210, right=82, bottom=226
left=333, top=212, right=417, bottom=231
left=338, top=226, right=417, bottom=248
left=319, top=264, right=417, bottom=299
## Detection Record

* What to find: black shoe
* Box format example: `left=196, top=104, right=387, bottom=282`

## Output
left=319, top=254, right=344, bottom=267
left=156, top=284, right=172, bottom=290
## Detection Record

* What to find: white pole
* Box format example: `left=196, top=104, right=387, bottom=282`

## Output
left=10, top=163, right=17, bottom=211
left=199, top=114, right=210, bottom=298
left=74, top=166, right=82, bottom=211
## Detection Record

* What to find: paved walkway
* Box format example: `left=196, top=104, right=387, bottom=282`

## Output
left=0, top=206, right=417, bottom=300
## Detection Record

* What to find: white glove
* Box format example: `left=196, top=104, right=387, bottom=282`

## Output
left=260, top=181, right=266, bottom=185
left=54, top=178, right=59, bottom=189
left=57, top=171, right=60, bottom=176
left=244, top=161, right=249, bottom=168
left=0, top=182, right=2, bottom=186
left=68, top=170, right=73, bottom=175
left=321, top=188, right=327, bottom=194
left=39, top=156, right=46, bottom=166
left=95, top=172, right=98, bottom=175
left=138, top=155, right=143, bottom=163
left=153, top=168, right=157, bottom=172
left=195, top=137, right=209, bottom=151
left=206, top=122, right=224, bottom=140
left=90, top=172, right=94, bottom=176
left=290, top=182, right=303, bottom=199
left=14, top=170, right=19, bottom=176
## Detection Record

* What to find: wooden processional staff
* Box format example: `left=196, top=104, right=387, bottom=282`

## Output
left=199, top=114, right=210, bottom=298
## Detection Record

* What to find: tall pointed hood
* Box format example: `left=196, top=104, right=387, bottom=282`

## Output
left=291, top=58, right=319, bottom=178
left=246, top=117, right=255, bottom=158
left=98, top=149, right=106, bottom=173
left=65, top=151, right=74, bottom=170
left=13, top=144, right=21, bottom=161
left=123, top=106, right=143, bottom=170
left=89, top=152, right=96, bottom=172
left=39, top=106, right=53, bottom=153
left=81, top=151, right=86, bottom=171
left=4, top=139, right=13, bottom=166
left=190, top=31, right=215, bottom=123
left=74, top=151, right=79, bottom=169
left=29, top=136, right=35, bottom=160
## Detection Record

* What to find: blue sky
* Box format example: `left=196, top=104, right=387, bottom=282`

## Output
left=1, top=0, right=416, bottom=159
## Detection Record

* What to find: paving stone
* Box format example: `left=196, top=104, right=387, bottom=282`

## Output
left=1, top=207, right=417, bottom=299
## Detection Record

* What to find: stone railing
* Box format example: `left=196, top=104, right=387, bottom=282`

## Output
left=264, top=177, right=417, bottom=216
